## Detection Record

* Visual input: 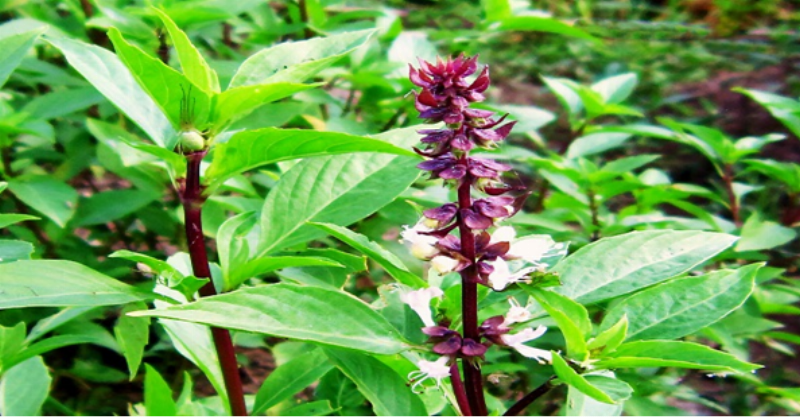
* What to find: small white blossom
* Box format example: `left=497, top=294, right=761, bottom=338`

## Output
left=400, top=287, right=443, bottom=327
left=501, top=326, right=552, bottom=364
left=502, top=297, right=533, bottom=327
left=401, top=220, right=439, bottom=260
left=430, top=255, right=459, bottom=274
left=487, top=258, right=537, bottom=291
left=486, top=226, right=567, bottom=291
left=408, top=356, right=450, bottom=393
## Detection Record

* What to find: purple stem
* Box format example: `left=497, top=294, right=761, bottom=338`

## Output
left=182, top=152, right=248, bottom=416
left=456, top=157, right=488, bottom=416
left=450, top=362, right=473, bottom=416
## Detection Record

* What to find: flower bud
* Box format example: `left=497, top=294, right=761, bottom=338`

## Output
left=178, top=129, right=205, bottom=152
left=430, top=255, right=459, bottom=274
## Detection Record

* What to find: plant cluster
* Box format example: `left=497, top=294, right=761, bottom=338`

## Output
left=0, top=1, right=798, bottom=416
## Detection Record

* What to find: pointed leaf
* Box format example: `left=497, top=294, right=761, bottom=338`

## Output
left=153, top=8, right=219, bottom=93
left=0, top=24, right=45, bottom=88
left=257, top=126, right=421, bottom=256
left=552, top=353, right=616, bottom=404
left=230, top=30, right=374, bottom=88
left=595, top=340, right=761, bottom=374
left=600, top=264, right=759, bottom=341
left=144, top=364, right=177, bottom=416
left=114, top=302, right=150, bottom=380
left=0, top=356, right=50, bottom=416
left=8, top=176, right=77, bottom=227
left=107, top=28, right=212, bottom=131
left=554, top=230, right=738, bottom=304
left=132, top=284, right=405, bottom=354
left=210, top=83, right=318, bottom=134
left=309, top=222, right=426, bottom=288
left=253, top=348, right=333, bottom=415
left=323, top=347, right=427, bottom=416
left=205, top=127, right=416, bottom=188
left=45, top=36, right=176, bottom=148
left=0, top=260, right=152, bottom=308
left=228, top=256, right=343, bottom=291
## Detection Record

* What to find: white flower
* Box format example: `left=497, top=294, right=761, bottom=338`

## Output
left=502, top=297, right=533, bottom=327
left=408, top=356, right=450, bottom=393
left=501, top=326, right=552, bottom=364
left=430, top=255, right=459, bottom=274
left=486, top=226, right=567, bottom=291
left=401, top=220, right=439, bottom=260
left=491, top=226, right=566, bottom=264
left=399, top=287, right=443, bottom=327
left=487, top=258, right=537, bottom=291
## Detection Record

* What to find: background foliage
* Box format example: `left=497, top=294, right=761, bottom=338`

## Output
left=0, top=0, right=798, bottom=415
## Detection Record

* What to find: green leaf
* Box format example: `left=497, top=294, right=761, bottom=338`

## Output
left=542, top=76, right=582, bottom=116
left=0, top=24, right=45, bottom=88
left=7, top=335, right=98, bottom=372
left=309, top=222, right=426, bottom=288
left=0, top=214, right=37, bottom=230
left=132, top=283, right=405, bottom=355
left=567, top=383, right=623, bottom=416
left=525, top=287, right=590, bottom=360
left=110, top=250, right=186, bottom=287
left=256, top=126, right=422, bottom=256
left=736, top=213, right=797, bottom=252
left=252, top=348, right=333, bottom=415
left=229, top=30, right=374, bottom=88
left=489, top=16, right=598, bottom=41
left=734, top=88, right=800, bottom=139
left=228, top=256, right=343, bottom=291
left=481, top=0, right=512, bottom=21
left=144, top=364, right=177, bottom=416
left=114, top=302, right=150, bottom=380
left=323, top=348, right=427, bottom=416
left=600, top=264, right=759, bottom=341
left=594, top=340, right=761, bottom=374
left=210, top=84, right=317, bottom=133
left=591, top=73, right=638, bottom=105
left=107, top=28, right=212, bottom=131
left=152, top=8, right=219, bottom=93
left=216, top=211, right=256, bottom=284
left=554, top=230, right=738, bottom=304
left=86, top=118, right=186, bottom=175
left=0, top=240, right=34, bottom=263
left=74, top=189, right=160, bottom=227
left=205, top=128, right=416, bottom=188
left=280, top=400, right=337, bottom=416
left=552, top=353, right=616, bottom=404
left=567, top=133, right=632, bottom=159
left=0, top=323, right=26, bottom=373
left=45, top=36, right=176, bottom=148
left=588, top=315, right=627, bottom=355
left=0, top=356, right=51, bottom=416
left=7, top=176, right=78, bottom=227
left=21, top=86, right=104, bottom=120
left=0, top=260, right=152, bottom=308
left=158, top=318, right=228, bottom=411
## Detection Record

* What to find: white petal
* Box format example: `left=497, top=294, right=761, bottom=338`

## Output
left=488, top=258, right=513, bottom=291
left=431, top=255, right=459, bottom=274
left=508, top=235, right=556, bottom=263
left=400, top=287, right=443, bottom=327
left=502, top=299, right=533, bottom=326
left=511, top=344, right=552, bottom=364
left=490, top=226, right=517, bottom=244
left=501, top=326, right=547, bottom=345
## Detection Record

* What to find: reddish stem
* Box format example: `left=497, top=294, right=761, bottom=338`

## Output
left=450, top=362, right=473, bottom=416
left=182, top=152, right=248, bottom=416
left=722, top=164, right=741, bottom=227
left=456, top=157, right=488, bottom=416
left=503, top=377, right=555, bottom=416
